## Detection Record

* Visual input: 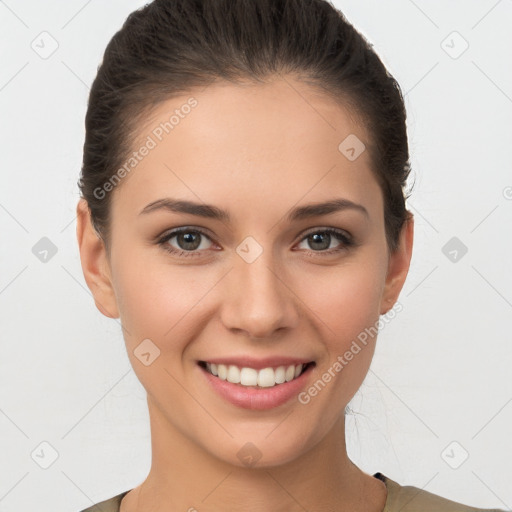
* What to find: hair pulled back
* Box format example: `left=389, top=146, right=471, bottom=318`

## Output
left=78, top=0, right=412, bottom=252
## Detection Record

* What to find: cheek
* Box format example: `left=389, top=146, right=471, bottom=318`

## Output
left=110, top=250, right=213, bottom=399
left=110, top=246, right=218, bottom=352
left=295, top=256, right=386, bottom=345
left=294, top=261, right=386, bottom=416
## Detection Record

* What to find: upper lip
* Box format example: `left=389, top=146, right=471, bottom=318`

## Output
left=199, top=356, right=315, bottom=370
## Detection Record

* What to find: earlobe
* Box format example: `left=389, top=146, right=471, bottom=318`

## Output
left=380, top=214, right=414, bottom=315
left=76, top=199, right=120, bottom=319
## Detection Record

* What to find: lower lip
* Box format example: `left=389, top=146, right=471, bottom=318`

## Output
left=199, top=363, right=314, bottom=410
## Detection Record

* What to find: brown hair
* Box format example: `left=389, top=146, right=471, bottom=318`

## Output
left=78, top=0, right=412, bottom=253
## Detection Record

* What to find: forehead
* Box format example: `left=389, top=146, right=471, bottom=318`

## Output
left=111, top=77, right=381, bottom=220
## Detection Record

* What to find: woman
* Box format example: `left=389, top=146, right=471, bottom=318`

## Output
left=75, top=0, right=506, bottom=510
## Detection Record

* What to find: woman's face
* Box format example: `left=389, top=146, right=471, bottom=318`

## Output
left=78, top=76, right=412, bottom=468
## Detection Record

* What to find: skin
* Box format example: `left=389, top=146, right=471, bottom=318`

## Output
left=76, top=75, right=413, bottom=512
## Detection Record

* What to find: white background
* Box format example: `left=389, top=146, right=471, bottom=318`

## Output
left=0, top=1, right=511, bottom=510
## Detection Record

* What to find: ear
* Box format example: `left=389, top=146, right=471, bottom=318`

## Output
left=380, top=214, right=414, bottom=315
left=76, top=198, right=120, bottom=319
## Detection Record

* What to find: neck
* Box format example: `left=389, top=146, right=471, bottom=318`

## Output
left=124, top=398, right=386, bottom=512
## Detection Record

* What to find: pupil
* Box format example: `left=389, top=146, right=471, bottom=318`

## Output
left=310, top=232, right=329, bottom=250
left=179, top=232, right=200, bottom=250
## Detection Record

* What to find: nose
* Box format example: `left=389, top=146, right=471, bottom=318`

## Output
left=220, top=250, right=299, bottom=339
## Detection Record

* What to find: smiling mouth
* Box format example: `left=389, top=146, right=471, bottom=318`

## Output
left=198, top=361, right=315, bottom=388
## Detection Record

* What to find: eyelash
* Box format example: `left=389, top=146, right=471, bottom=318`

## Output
left=157, top=226, right=355, bottom=259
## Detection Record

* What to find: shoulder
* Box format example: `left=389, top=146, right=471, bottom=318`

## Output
left=79, top=490, right=129, bottom=512
left=375, top=473, right=507, bottom=512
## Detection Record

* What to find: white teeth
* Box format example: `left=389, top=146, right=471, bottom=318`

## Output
left=217, top=364, right=227, bottom=380
left=205, top=362, right=306, bottom=387
left=274, top=366, right=286, bottom=384
left=285, top=365, right=295, bottom=382
left=240, top=367, right=258, bottom=386
left=257, top=368, right=275, bottom=387
left=227, top=365, right=241, bottom=383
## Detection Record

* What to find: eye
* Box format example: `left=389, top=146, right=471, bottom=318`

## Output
left=296, top=228, right=354, bottom=254
left=157, top=226, right=354, bottom=259
left=157, top=227, right=214, bottom=258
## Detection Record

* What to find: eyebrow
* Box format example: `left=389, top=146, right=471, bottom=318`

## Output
left=139, top=197, right=369, bottom=222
